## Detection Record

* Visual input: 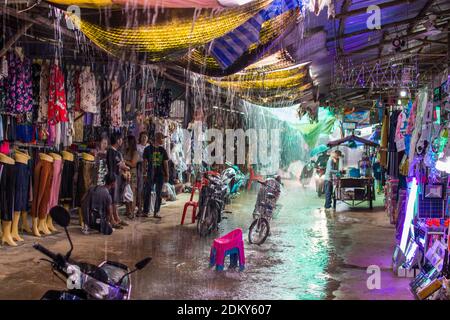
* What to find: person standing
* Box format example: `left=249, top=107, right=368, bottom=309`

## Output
left=136, top=131, right=149, bottom=216
left=124, top=135, right=139, bottom=219
left=142, top=132, right=169, bottom=219
left=106, top=132, right=129, bottom=228
left=324, top=150, right=343, bottom=212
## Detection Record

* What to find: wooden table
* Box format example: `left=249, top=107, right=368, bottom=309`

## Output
left=332, top=177, right=375, bottom=209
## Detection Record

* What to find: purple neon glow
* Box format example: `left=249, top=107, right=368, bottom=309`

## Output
left=400, top=178, right=417, bottom=253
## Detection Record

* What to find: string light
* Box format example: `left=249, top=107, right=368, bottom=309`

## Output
left=67, top=0, right=272, bottom=58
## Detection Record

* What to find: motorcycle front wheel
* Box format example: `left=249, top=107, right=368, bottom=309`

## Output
left=248, top=217, right=270, bottom=245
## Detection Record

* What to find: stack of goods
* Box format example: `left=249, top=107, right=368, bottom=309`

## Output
left=386, top=178, right=399, bottom=225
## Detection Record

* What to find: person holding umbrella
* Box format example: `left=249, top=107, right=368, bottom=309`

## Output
left=324, top=150, right=343, bottom=212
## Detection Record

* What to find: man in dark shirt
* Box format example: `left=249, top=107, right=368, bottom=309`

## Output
left=142, top=132, right=169, bottom=218
left=81, top=174, right=115, bottom=234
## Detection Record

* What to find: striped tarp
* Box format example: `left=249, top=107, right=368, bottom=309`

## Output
left=210, top=0, right=301, bottom=69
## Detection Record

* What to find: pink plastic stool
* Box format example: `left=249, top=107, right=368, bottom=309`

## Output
left=209, top=228, right=245, bottom=271
left=181, top=181, right=203, bottom=225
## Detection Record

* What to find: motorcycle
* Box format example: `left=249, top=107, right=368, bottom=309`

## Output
left=197, top=172, right=228, bottom=237
left=34, top=206, right=151, bottom=300
left=300, top=161, right=315, bottom=187
left=248, top=176, right=282, bottom=245
left=315, top=166, right=326, bottom=197
left=221, top=161, right=249, bottom=204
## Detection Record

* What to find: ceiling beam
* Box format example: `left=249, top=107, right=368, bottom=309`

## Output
left=0, top=22, right=33, bottom=57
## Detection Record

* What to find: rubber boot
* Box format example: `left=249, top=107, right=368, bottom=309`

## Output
left=46, top=215, right=57, bottom=232
left=11, top=212, right=24, bottom=242
left=38, top=218, right=52, bottom=235
left=32, top=217, right=41, bottom=237
left=1, top=221, right=18, bottom=246
left=21, top=211, right=32, bottom=233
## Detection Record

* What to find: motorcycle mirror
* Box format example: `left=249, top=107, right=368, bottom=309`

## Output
left=49, top=206, right=70, bottom=227
left=135, top=257, right=152, bottom=270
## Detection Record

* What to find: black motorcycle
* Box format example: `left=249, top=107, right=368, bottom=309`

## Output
left=34, top=206, right=151, bottom=300
left=196, top=172, right=228, bottom=237
left=300, top=161, right=315, bottom=187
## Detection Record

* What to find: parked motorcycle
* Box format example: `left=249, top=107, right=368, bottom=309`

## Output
left=221, top=161, right=248, bottom=204
left=34, top=206, right=151, bottom=300
left=248, top=176, right=282, bottom=245
left=300, top=161, right=315, bottom=187
left=197, top=172, right=228, bottom=237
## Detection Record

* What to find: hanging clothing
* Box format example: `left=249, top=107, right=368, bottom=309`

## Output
left=38, top=61, right=50, bottom=123
left=30, top=158, right=53, bottom=219
left=66, top=68, right=76, bottom=111
left=5, top=51, right=33, bottom=114
left=0, top=78, right=6, bottom=112
left=14, top=160, right=31, bottom=212
left=110, top=79, right=122, bottom=128
left=48, top=63, right=68, bottom=124
left=73, top=111, right=84, bottom=143
left=76, top=159, right=97, bottom=207
left=74, top=70, right=81, bottom=111
left=79, top=67, right=97, bottom=113
left=0, top=56, right=7, bottom=80
left=48, top=158, right=63, bottom=210
left=31, top=63, right=41, bottom=122
left=60, top=159, right=75, bottom=202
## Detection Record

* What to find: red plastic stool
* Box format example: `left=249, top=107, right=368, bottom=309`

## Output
left=181, top=181, right=203, bottom=225
left=247, top=167, right=264, bottom=190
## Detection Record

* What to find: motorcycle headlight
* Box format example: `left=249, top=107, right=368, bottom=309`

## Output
left=82, top=279, right=110, bottom=300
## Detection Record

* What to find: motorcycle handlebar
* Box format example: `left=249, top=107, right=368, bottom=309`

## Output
left=33, top=243, right=59, bottom=262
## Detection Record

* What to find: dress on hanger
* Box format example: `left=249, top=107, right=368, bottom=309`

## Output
left=38, top=61, right=50, bottom=123
left=110, top=79, right=122, bottom=128
left=79, top=67, right=97, bottom=113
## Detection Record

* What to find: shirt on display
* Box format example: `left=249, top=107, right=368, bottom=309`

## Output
left=143, top=144, right=169, bottom=181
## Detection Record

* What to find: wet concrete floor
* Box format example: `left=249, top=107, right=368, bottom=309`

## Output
left=0, top=180, right=412, bottom=299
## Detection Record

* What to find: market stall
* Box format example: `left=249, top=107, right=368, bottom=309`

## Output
left=327, top=135, right=379, bottom=210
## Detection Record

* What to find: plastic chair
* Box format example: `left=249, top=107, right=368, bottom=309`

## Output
left=247, top=167, right=264, bottom=190
left=209, top=228, right=245, bottom=271
left=181, top=181, right=203, bottom=225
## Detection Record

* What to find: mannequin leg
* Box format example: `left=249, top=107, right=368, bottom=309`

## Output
left=1, top=220, right=18, bottom=246
left=21, top=211, right=32, bottom=233
left=46, top=215, right=57, bottom=232
left=38, top=217, right=52, bottom=235
left=11, top=212, right=24, bottom=242
left=32, top=217, right=41, bottom=237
